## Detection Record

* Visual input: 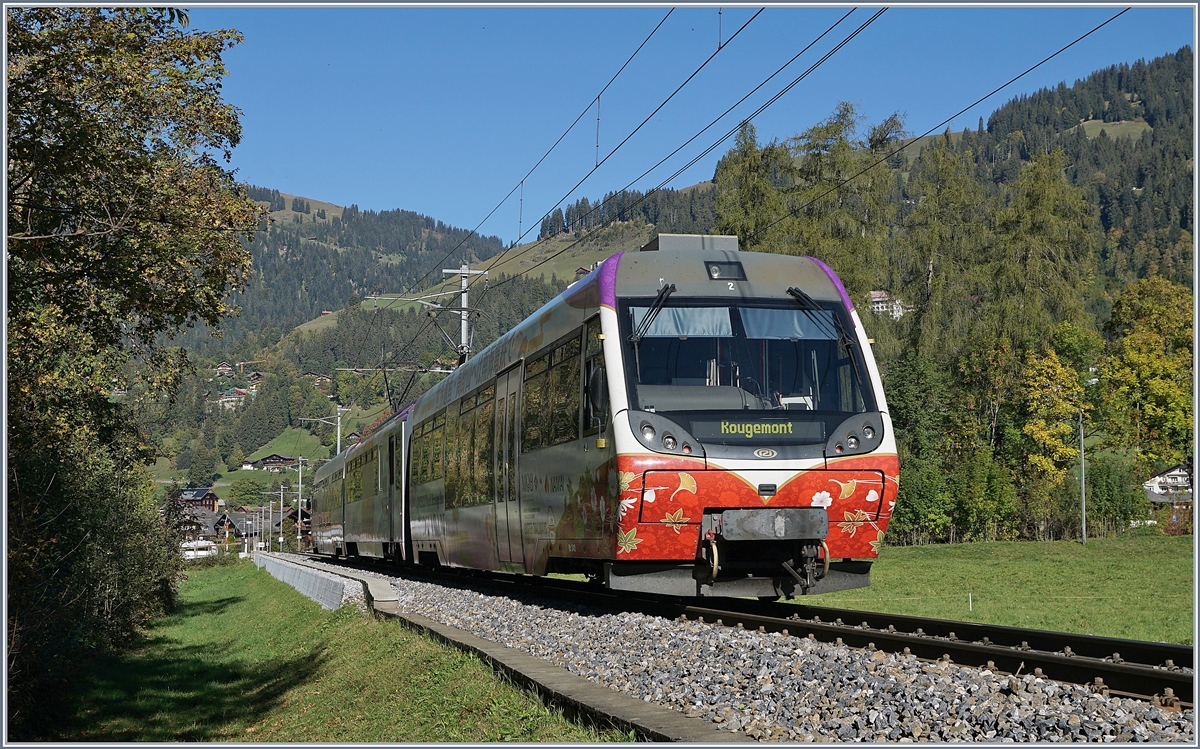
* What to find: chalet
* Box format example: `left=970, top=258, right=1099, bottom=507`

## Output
left=254, top=454, right=296, bottom=472
left=302, top=371, right=333, bottom=387
left=212, top=387, right=249, bottom=410
left=1144, top=465, right=1192, bottom=502
left=243, top=371, right=267, bottom=395
left=215, top=361, right=234, bottom=377
left=868, top=290, right=908, bottom=320
left=179, top=487, right=219, bottom=512
left=321, top=310, right=334, bottom=316
left=240, top=458, right=257, bottom=471
left=345, top=431, right=361, bottom=445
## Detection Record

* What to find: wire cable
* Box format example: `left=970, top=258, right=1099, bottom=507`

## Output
left=339, top=10, right=674, bottom=373
left=482, top=7, right=861, bottom=279
left=395, top=9, right=675, bottom=297
left=471, top=8, right=764, bottom=283
left=483, top=8, right=886, bottom=291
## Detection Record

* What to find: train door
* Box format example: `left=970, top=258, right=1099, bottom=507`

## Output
left=494, top=366, right=524, bottom=568
left=387, top=434, right=396, bottom=560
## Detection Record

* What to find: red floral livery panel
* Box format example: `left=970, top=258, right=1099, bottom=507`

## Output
left=611, top=454, right=900, bottom=561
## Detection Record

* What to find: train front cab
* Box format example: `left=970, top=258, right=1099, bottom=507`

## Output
left=600, top=237, right=900, bottom=598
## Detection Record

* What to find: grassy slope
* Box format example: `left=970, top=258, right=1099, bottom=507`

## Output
left=55, top=562, right=625, bottom=742
left=295, top=225, right=653, bottom=327
left=1075, top=118, right=1152, bottom=139
left=807, top=534, right=1194, bottom=644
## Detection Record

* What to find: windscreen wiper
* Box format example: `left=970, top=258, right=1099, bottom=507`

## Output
left=787, top=286, right=864, bottom=385
left=630, top=283, right=676, bottom=343
left=786, top=286, right=848, bottom=344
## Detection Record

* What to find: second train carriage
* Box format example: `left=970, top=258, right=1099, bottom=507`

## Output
left=311, top=233, right=899, bottom=598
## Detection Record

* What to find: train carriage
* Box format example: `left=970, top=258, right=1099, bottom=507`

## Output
left=312, top=233, right=898, bottom=598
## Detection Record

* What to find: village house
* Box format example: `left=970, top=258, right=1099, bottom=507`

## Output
left=214, top=361, right=234, bottom=378
left=1143, top=464, right=1192, bottom=501
left=868, top=290, right=908, bottom=320
left=178, top=486, right=220, bottom=512
left=254, top=454, right=296, bottom=472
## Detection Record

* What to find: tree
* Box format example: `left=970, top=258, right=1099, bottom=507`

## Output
left=227, top=444, right=245, bottom=471
left=715, top=104, right=904, bottom=299
left=227, top=477, right=264, bottom=509
left=1097, top=277, right=1193, bottom=470
left=713, top=122, right=789, bottom=245
left=188, top=444, right=218, bottom=486
left=6, top=9, right=257, bottom=733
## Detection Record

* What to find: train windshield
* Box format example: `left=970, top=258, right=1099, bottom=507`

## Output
left=620, top=299, right=875, bottom=446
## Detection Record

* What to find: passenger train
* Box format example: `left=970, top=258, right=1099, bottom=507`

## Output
left=311, top=234, right=899, bottom=598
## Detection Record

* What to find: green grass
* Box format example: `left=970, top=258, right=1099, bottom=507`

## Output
left=805, top=535, right=1193, bottom=644
left=52, top=562, right=627, bottom=742
left=1074, top=118, right=1152, bottom=140
left=296, top=225, right=653, bottom=328
left=245, top=426, right=330, bottom=464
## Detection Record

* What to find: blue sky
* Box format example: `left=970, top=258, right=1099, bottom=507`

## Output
left=188, top=5, right=1195, bottom=244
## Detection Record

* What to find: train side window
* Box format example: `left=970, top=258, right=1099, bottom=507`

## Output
left=431, top=416, right=445, bottom=480
left=583, top=317, right=606, bottom=436
left=522, top=357, right=550, bottom=453
left=445, top=406, right=459, bottom=506
left=376, top=447, right=384, bottom=493
left=457, top=402, right=473, bottom=506
left=476, top=397, right=494, bottom=504
left=413, top=423, right=428, bottom=485
left=549, top=335, right=581, bottom=445
left=347, top=455, right=362, bottom=502
left=362, top=450, right=377, bottom=502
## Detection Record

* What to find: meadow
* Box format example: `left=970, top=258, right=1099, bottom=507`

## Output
left=809, top=534, right=1194, bottom=644
left=50, top=562, right=626, bottom=742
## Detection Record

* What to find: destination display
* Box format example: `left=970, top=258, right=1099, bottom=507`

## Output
left=690, top=418, right=824, bottom=443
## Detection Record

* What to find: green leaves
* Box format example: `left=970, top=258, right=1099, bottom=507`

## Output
left=6, top=9, right=258, bottom=727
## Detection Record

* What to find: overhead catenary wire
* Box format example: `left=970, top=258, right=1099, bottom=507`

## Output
left=452, top=7, right=767, bottom=303
left=743, top=6, right=1133, bottom=245
left=395, top=8, right=676, bottom=298
left=480, top=7, right=868, bottom=280
left=480, top=8, right=884, bottom=291
left=338, top=9, right=675, bottom=375
left=364, top=8, right=772, bottom=396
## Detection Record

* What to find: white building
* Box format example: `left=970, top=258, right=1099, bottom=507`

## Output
left=868, top=290, right=908, bottom=320
left=1143, top=465, right=1192, bottom=502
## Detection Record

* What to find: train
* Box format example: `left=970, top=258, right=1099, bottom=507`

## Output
left=311, top=233, right=899, bottom=598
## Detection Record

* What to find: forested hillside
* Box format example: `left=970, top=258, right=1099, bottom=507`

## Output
left=916, top=46, right=1193, bottom=293
left=174, top=194, right=507, bottom=359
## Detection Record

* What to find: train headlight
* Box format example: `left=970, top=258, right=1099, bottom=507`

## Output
left=641, top=424, right=656, bottom=441
left=847, top=435, right=859, bottom=449
left=662, top=434, right=678, bottom=450
left=862, top=425, right=875, bottom=440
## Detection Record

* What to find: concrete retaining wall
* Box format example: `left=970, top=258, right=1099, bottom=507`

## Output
left=255, top=554, right=348, bottom=610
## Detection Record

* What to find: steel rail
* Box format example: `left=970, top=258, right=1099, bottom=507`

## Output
left=311, top=556, right=1192, bottom=707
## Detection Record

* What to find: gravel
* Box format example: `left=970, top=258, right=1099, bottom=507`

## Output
left=285, top=556, right=1194, bottom=742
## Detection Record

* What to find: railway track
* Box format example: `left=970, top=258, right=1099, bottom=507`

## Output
left=316, top=556, right=1193, bottom=709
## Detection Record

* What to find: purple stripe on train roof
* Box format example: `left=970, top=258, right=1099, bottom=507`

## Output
left=803, top=255, right=855, bottom=318
left=598, top=251, right=624, bottom=308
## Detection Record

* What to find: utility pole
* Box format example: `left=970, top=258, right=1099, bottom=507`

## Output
left=442, top=262, right=487, bottom=366
left=287, top=457, right=306, bottom=551
left=300, top=405, right=351, bottom=455
left=1080, top=408, right=1087, bottom=546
